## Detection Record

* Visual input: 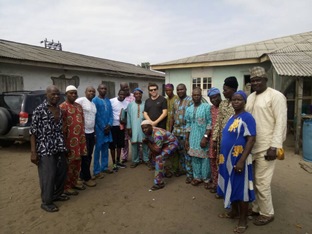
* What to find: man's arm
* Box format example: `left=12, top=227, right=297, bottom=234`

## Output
left=153, top=109, right=168, bottom=126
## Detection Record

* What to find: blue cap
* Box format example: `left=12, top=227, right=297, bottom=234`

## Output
left=207, top=87, right=220, bottom=97
left=133, top=87, right=143, bottom=94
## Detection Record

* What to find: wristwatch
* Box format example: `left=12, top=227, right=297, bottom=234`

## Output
left=204, top=134, right=209, bottom=139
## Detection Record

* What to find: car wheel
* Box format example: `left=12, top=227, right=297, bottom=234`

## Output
left=0, top=139, right=14, bottom=147
left=0, top=107, right=12, bottom=135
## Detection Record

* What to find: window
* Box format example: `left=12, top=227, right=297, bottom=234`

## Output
left=0, top=75, right=24, bottom=92
left=102, top=81, right=115, bottom=99
left=51, top=75, right=79, bottom=93
left=129, top=82, right=138, bottom=92
left=192, top=77, right=212, bottom=95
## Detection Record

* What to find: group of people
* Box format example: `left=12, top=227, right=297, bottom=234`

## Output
left=30, top=66, right=287, bottom=234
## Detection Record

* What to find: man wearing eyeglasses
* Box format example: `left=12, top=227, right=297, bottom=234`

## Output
left=143, top=83, right=168, bottom=129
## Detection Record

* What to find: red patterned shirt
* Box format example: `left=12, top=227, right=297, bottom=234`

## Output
left=60, top=101, right=87, bottom=159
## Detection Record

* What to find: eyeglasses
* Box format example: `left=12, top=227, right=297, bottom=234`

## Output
left=149, top=88, right=157, bottom=92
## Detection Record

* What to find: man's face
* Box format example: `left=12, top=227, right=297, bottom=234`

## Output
left=98, top=85, right=107, bottom=97
left=46, top=88, right=60, bottom=106
left=149, top=86, right=158, bottom=98
left=85, top=87, right=96, bottom=101
left=176, top=85, right=187, bottom=99
left=121, top=84, right=130, bottom=95
left=133, top=91, right=142, bottom=101
left=209, top=94, right=221, bottom=107
left=66, top=90, right=78, bottom=103
left=223, top=85, right=235, bottom=99
left=141, top=124, right=153, bottom=136
left=118, top=91, right=126, bottom=101
left=250, top=76, right=267, bottom=94
left=165, top=87, right=174, bottom=98
left=192, top=89, right=202, bottom=104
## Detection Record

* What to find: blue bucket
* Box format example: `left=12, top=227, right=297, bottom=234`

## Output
left=303, top=119, right=312, bottom=162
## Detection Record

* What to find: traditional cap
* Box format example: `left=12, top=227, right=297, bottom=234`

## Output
left=65, top=85, right=77, bottom=92
left=165, top=83, right=174, bottom=89
left=207, top=87, right=220, bottom=97
left=141, top=120, right=153, bottom=126
left=224, top=76, right=238, bottom=90
left=233, top=90, right=247, bottom=103
left=133, top=87, right=143, bottom=93
left=250, top=66, right=267, bottom=79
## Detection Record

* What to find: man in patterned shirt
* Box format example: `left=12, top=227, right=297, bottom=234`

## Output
left=30, top=85, right=68, bottom=212
left=60, top=85, right=87, bottom=196
left=141, top=120, right=179, bottom=191
left=169, top=83, right=193, bottom=182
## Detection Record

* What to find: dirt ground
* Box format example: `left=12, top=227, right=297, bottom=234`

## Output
left=0, top=134, right=312, bottom=234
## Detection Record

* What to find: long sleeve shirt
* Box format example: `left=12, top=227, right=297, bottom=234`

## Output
left=245, top=87, right=287, bottom=153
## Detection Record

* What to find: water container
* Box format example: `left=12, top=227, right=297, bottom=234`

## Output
left=302, top=119, right=312, bottom=162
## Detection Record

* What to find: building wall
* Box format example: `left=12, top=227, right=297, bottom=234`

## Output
left=0, top=63, right=164, bottom=100
left=164, top=63, right=272, bottom=99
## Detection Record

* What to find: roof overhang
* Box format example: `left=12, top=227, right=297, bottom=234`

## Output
left=0, top=58, right=165, bottom=80
left=152, top=56, right=270, bottom=71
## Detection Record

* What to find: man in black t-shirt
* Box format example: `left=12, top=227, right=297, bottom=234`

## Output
left=143, top=83, right=168, bottom=129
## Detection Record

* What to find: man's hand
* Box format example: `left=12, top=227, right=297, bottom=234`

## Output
left=265, top=147, right=277, bottom=161
left=104, top=125, right=110, bottom=135
left=200, top=137, right=208, bottom=148
left=31, top=152, right=39, bottom=165
left=127, top=129, right=132, bottom=138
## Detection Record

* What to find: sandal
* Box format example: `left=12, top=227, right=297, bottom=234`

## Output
left=130, top=162, right=139, bottom=168
left=233, top=225, right=248, bottom=233
left=191, top=179, right=202, bottom=186
left=185, top=177, right=193, bottom=184
left=253, top=215, right=274, bottom=226
left=204, top=182, right=214, bottom=190
left=41, top=203, right=59, bottom=212
left=54, top=194, right=70, bottom=202
left=165, top=171, right=173, bottom=178
left=210, top=186, right=217, bottom=193
left=74, top=184, right=86, bottom=190
left=218, top=212, right=239, bottom=219
left=150, top=183, right=165, bottom=191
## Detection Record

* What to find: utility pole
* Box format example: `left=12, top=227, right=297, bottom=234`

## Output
left=40, top=38, right=62, bottom=50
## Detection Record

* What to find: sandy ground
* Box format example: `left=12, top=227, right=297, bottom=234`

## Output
left=0, top=134, right=312, bottom=234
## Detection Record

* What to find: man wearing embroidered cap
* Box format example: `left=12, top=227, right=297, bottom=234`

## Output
left=246, top=66, right=287, bottom=226
left=141, top=120, right=179, bottom=190
left=60, top=85, right=87, bottom=195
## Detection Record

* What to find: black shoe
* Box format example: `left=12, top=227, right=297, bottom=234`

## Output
left=117, top=162, right=127, bottom=168
left=121, top=159, right=128, bottom=163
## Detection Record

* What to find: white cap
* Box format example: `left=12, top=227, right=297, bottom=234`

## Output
left=141, top=120, right=153, bottom=126
left=66, top=85, right=77, bottom=92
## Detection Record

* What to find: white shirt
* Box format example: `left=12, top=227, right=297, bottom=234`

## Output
left=75, top=97, right=97, bottom=133
left=110, top=97, right=129, bottom=126
left=245, top=87, right=287, bottom=153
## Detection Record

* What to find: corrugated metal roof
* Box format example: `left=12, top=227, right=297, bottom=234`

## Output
left=268, top=38, right=312, bottom=77
left=154, top=31, right=312, bottom=66
left=0, top=40, right=164, bottom=79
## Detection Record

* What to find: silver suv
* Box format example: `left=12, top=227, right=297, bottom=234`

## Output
left=0, top=90, right=64, bottom=147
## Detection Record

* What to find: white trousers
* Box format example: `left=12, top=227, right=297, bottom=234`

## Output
left=252, top=150, right=276, bottom=217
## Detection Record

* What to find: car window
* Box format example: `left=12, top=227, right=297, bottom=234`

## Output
left=2, top=95, right=23, bottom=113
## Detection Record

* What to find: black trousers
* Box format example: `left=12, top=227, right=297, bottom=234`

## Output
left=80, top=132, right=95, bottom=181
left=38, top=152, right=67, bottom=205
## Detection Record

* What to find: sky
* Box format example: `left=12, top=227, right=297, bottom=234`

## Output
left=0, top=0, right=311, bottom=66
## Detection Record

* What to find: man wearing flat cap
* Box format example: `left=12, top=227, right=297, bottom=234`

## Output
left=245, top=66, right=287, bottom=226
